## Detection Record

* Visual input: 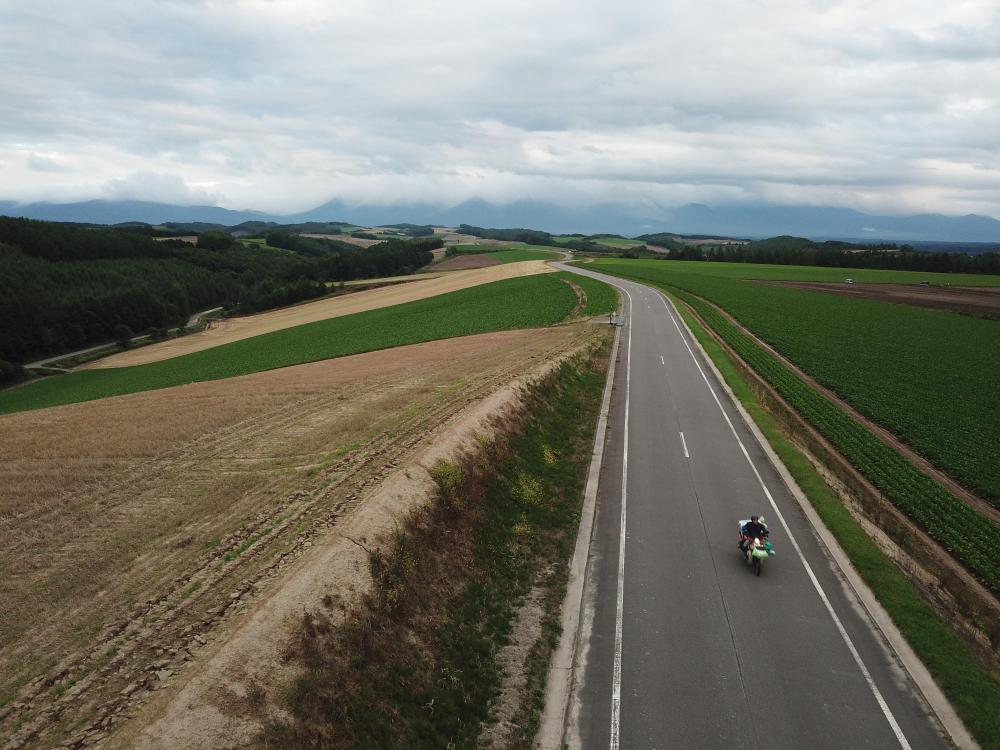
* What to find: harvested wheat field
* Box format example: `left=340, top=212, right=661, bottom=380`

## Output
left=0, top=323, right=603, bottom=750
left=85, top=260, right=554, bottom=370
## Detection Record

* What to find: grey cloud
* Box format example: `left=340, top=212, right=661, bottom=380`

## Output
left=26, top=153, right=71, bottom=173
left=0, top=0, right=998, bottom=218
left=102, top=171, right=222, bottom=205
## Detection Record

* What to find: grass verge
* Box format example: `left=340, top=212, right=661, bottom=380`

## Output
left=670, top=292, right=1000, bottom=748
left=261, top=338, right=611, bottom=749
left=0, top=274, right=577, bottom=416
left=553, top=272, right=619, bottom=317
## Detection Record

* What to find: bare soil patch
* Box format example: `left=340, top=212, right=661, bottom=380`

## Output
left=0, top=323, right=599, bottom=750
left=762, top=280, right=1000, bottom=317
left=432, top=253, right=502, bottom=270
left=83, top=261, right=554, bottom=369
left=299, top=233, right=379, bottom=248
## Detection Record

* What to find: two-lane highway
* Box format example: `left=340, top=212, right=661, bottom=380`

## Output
left=560, top=264, right=947, bottom=749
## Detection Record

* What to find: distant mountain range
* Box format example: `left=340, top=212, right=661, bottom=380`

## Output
left=3, top=197, right=1000, bottom=243
left=0, top=199, right=271, bottom=226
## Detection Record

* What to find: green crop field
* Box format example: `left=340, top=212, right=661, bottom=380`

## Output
left=446, top=244, right=561, bottom=262
left=0, top=275, right=578, bottom=416
left=637, top=259, right=1000, bottom=286
left=586, top=258, right=1000, bottom=592
left=553, top=272, right=619, bottom=316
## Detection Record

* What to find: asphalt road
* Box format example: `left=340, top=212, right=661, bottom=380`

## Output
left=559, top=264, right=948, bottom=750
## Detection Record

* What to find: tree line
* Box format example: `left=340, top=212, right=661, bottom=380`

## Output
left=0, top=218, right=439, bottom=366
left=636, top=233, right=1000, bottom=274
left=458, top=224, right=556, bottom=246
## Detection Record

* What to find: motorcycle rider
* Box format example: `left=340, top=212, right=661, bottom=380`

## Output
left=739, top=515, right=769, bottom=555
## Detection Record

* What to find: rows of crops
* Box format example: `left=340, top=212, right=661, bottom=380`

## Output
left=589, top=259, right=1000, bottom=507
left=588, top=260, right=1000, bottom=592
left=636, top=259, right=1000, bottom=286
left=0, top=274, right=579, bottom=415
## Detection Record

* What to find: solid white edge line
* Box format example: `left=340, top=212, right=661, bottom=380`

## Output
left=680, top=431, right=690, bottom=459
left=610, top=287, right=634, bottom=750
left=656, top=291, right=912, bottom=750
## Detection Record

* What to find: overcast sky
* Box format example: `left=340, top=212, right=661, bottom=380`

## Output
left=1, top=0, right=998, bottom=217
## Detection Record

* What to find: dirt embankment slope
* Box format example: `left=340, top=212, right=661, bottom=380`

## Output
left=83, top=260, right=554, bottom=370
left=0, top=323, right=603, bottom=750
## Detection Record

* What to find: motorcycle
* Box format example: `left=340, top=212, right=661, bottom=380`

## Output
left=738, top=520, right=775, bottom=576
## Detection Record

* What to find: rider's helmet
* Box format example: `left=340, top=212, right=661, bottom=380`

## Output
left=750, top=515, right=759, bottom=522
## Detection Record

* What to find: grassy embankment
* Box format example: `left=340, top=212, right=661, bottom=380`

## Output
left=552, top=271, right=620, bottom=317
left=668, top=291, right=1000, bottom=748
left=263, top=340, right=611, bottom=749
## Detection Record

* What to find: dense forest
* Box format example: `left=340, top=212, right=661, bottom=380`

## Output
left=637, top=233, right=1000, bottom=274
left=458, top=224, right=556, bottom=245
left=0, top=218, right=438, bottom=366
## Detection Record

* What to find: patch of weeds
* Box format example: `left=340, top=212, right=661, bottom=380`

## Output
left=223, top=532, right=264, bottom=563
left=541, top=445, right=557, bottom=466
left=333, top=441, right=362, bottom=459
left=50, top=679, right=76, bottom=700
left=182, top=580, right=202, bottom=598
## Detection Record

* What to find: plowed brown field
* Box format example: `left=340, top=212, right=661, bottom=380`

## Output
left=433, top=253, right=502, bottom=270
left=0, top=323, right=603, bottom=750
left=84, top=260, right=554, bottom=370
